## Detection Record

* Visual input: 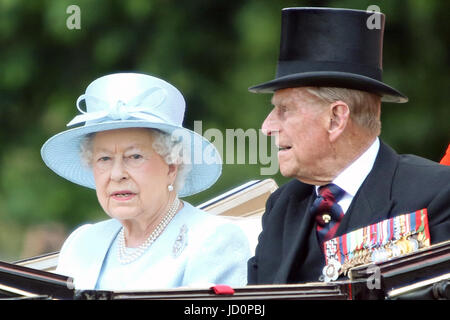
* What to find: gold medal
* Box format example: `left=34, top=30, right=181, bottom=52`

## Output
left=396, top=238, right=410, bottom=254
left=385, top=246, right=393, bottom=259
left=363, top=249, right=372, bottom=264
left=341, top=260, right=352, bottom=276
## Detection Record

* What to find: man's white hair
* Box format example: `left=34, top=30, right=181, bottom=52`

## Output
left=79, top=129, right=191, bottom=193
left=306, top=87, right=382, bottom=135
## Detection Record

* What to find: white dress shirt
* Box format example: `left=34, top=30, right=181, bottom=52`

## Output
left=315, top=137, right=380, bottom=214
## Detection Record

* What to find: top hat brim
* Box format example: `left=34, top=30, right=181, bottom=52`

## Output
left=248, top=71, right=408, bottom=103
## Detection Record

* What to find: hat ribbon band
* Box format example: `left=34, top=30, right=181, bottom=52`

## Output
left=67, top=87, right=168, bottom=127
left=276, top=60, right=383, bottom=81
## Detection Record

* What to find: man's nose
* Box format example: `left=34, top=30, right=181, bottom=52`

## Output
left=261, top=109, right=278, bottom=136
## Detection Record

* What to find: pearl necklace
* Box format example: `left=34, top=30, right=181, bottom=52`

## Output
left=118, top=196, right=180, bottom=264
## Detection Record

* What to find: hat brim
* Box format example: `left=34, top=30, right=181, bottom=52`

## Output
left=41, top=119, right=222, bottom=198
left=248, top=71, right=408, bottom=103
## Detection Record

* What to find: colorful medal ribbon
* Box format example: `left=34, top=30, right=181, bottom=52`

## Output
left=321, top=208, right=431, bottom=282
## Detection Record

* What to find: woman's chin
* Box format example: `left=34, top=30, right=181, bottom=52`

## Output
left=106, top=208, right=140, bottom=221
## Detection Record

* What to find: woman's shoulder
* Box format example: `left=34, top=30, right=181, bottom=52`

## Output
left=60, top=219, right=121, bottom=253
left=56, top=219, right=121, bottom=282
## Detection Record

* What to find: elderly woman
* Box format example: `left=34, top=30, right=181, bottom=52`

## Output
left=41, top=73, right=251, bottom=290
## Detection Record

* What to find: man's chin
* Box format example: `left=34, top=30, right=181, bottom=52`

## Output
left=279, top=165, right=295, bottom=178
left=279, top=166, right=319, bottom=185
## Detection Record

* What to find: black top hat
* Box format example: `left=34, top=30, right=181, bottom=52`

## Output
left=249, top=7, right=408, bottom=103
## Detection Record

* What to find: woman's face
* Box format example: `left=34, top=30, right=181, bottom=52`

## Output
left=91, top=128, right=176, bottom=225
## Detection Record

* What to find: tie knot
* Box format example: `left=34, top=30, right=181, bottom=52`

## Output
left=318, top=184, right=345, bottom=203
left=313, top=184, right=345, bottom=242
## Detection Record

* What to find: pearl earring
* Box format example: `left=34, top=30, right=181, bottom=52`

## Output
left=168, top=184, right=174, bottom=192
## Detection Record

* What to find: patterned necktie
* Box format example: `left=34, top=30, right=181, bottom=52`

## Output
left=311, top=184, right=346, bottom=243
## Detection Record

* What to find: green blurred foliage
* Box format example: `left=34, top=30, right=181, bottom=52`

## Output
left=0, top=0, right=448, bottom=261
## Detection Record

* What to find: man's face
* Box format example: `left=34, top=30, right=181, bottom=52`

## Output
left=261, top=87, right=332, bottom=184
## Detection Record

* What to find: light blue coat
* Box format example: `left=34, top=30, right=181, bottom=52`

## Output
left=56, top=202, right=251, bottom=290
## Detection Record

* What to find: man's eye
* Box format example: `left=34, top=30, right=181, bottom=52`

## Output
left=276, top=105, right=287, bottom=114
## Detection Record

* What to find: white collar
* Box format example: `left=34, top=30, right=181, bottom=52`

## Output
left=315, top=137, right=380, bottom=197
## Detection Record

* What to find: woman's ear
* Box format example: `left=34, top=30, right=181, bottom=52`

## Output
left=328, top=101, right=350, bottom=142
left=167, top=163, right=178, bottom=184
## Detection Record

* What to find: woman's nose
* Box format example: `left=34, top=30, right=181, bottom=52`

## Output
left=110, top=158, right=129, bottom=181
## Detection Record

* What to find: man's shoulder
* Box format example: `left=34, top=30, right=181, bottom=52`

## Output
left=395, top=153, right=450, bottom=185
left=376, top=147, right=450, bottom=210
left=375, top=141, right=450, bottom=186
left=397, top=152, right=450, bottom=168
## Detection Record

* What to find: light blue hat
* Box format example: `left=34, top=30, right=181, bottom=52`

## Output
left=41, top=73, right=222, bottom=197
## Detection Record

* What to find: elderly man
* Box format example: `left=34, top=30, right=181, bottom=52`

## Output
left=247, top=8, right=450, bottom=284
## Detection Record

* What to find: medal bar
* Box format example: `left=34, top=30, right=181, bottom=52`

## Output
left=321, top=208, right=431, bottom=282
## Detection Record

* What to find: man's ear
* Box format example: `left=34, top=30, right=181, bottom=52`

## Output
left=328, top=101, right=350, bottom=142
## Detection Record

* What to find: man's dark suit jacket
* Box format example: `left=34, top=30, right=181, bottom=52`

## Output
left=247, top=141, right=450, bottom=284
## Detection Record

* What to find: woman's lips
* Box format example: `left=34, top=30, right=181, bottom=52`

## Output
left=111, top=191, right=136, bottom=201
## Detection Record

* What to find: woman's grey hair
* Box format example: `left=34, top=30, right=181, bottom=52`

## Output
left=306, top=87, right=382, bottom=136
left=79, top=129, right=191, bottom=193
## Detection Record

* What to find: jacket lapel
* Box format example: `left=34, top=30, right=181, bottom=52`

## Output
left=338, top=141, right=399, bottom=235
left=273, top=182, right=316, bottom=282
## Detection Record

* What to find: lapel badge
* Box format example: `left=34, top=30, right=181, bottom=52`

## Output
left=322, top=213, right=331, bottom=223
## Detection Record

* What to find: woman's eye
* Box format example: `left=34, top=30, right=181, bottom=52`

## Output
left=99, top=156, right=111, bottom=162
left=125, top=154, right=145, bottom=167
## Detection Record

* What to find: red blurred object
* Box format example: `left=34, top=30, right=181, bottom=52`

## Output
left=440, top=144, right=450, bottom=166
left=210, top=284, right=235, bottom=295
